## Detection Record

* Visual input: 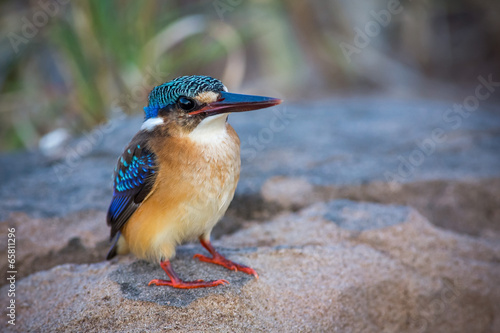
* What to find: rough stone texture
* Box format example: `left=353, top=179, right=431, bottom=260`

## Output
left=0, top=211, right=109, bottom=283
left=1, top=97, right=499, bottom=331
left=1, top=98, right=499, bottom=222
left=322, top=200, right=411, bottom=230
left=2, top=201, right=499, bottom=332
left=108, top=246, right=255, bottom=307
left=261, top=176, right=500, bottom=238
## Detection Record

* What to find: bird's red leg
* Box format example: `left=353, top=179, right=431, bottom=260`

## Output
left=148, top=260, right=229, bottom=289
left=194, top=238, right=259, bottom=278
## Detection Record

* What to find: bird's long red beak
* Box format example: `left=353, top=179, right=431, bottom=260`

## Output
left=189, top=91, right=282, bottom=116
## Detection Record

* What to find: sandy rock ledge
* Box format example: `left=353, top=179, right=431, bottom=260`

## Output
left=2, top=200, right=499, bottom=333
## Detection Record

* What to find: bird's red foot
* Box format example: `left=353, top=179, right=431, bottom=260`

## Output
left=148, top=278, right=229, bottom=289
left=194, top=238, right=259, bottom=279
left=194, top=253, right=259, bottom=278
left=148, top=260, right=229, bottom=289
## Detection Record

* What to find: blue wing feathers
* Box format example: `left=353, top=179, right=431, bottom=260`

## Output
left=113, top=150, right=154, bottom=194
left=106, top=139, right=157, bottom=241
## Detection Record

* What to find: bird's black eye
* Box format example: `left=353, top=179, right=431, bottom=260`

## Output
left=178, top=97, right=196, bottom=111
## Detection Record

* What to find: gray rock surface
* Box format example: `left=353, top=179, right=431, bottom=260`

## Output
left=260, top=176, right=500, bottom=237
left=2, top=201, right=499, bottom=332
left=0, top=97, right=499, bottom=332
left=108, top=246, right=255, bottom=307
left=1, top=97, right=499, bottom=220
left=323, top=200, right=411, bottom=230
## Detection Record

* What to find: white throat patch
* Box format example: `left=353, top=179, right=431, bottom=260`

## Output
left=141, top=117, right=164, bottom=131
left=188, top=114, right=228, bottom=144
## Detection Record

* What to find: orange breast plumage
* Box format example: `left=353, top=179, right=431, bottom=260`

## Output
left=121, top=115, right=240, bottom=262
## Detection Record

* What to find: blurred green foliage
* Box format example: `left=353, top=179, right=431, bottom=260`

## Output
left=0, top=1, right=240, bottom=150
left=1, top=0, right=499, bottom=151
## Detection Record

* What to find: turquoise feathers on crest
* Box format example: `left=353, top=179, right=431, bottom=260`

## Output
left=143, top=75, right=225, bottom=119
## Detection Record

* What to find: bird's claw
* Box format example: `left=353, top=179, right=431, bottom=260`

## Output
left=236, top=266, right=259, bottom=279
left=193, top=253, right=259, bottom=279
left=148, top=279, right=161, bottom=286
left=193, top=254, right=208, bottom=261
left=148, top=278, right=229, bottom=289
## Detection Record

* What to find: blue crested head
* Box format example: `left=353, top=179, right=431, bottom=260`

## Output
left=143, top=75, right=226, bottom=119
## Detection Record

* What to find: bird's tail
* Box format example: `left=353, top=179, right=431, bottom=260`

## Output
left=106, top=231, right=121, bottom=260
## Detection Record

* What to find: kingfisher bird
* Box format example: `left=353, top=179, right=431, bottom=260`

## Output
left=106, top=75, right=282, bottom=289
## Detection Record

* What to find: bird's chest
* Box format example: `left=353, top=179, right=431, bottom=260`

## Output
left=184, top=137, right=240, bottom=211
left=183, top=136, right=240, bottom=233
left=153, top=126, right=241, bottom=239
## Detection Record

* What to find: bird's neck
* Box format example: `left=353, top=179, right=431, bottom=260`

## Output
left=187, top=114, right=229, bottom=145
left=149, top=113, right=240, bottom=168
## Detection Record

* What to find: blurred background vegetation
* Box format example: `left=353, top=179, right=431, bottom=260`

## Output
left=1, top=0, right=499, bottom=151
